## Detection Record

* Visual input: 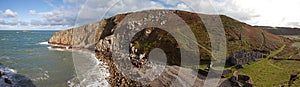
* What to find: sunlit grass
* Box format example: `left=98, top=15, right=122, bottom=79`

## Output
left=237, top=59, right=300, bottom=86
left=268, top=44, right=286, bottom=58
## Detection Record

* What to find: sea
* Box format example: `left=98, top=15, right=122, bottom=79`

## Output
left=0, top=30, right=109, bottom=87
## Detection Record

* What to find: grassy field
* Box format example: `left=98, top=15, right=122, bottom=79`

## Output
left=268, top=44, right=286, bottom=58
left=237, top=59, right=300, bottom=86
left=235, top=44, right=300, bottom=86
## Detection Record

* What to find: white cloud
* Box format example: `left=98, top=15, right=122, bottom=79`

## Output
left=75, top=0, right=165, bottom=25
left=176, top=3, right=188, bottom=10
left=161, top=0, right=180, bottom=5
left=27, top=1, right=81, bottom=29
left=155, top=0, right=300, bottom=28
left=50, top=0, right=300, bottom=28
left=29, top=10, right=36, bottom=15
left=2, top=0, right=300, bottom=30
left=0, top=18, right=4, bottom=23
left=0, top=18, right=27, bottom=26
left=0, top=9, right=18, bottom=18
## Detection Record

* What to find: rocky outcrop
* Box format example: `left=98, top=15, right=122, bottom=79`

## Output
left=0, top=64, right=35, bottom=87
left=219, top=71, right=253, bottom=87
left=49, top=22, right=105, bottom=49
left=48, top=10, right=292, bottom=86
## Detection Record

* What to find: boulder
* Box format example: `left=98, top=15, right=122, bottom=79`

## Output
left=0, top=71, right=2, bottom=77
left=235, top=64, right=244, bottom=69
left=4, top=78, right=12, bottom=85
left=238, top=75, right=251, bottom=82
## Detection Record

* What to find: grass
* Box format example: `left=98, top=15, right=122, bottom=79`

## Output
left=292, top=42, right=300, bottom=48
left=267, top=44, right=286, bottom=58
left=237, top=59, right=300, bottom=86
left=234, top=44, right=300, bottom=86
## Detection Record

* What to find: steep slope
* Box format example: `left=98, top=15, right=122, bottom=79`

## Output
left=48, top=10, right=293, bottom=86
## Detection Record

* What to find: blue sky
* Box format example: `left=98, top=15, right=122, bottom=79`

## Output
left=0, top=0, right=53, bottom=21
left=0, top=0, right=300, bottom=30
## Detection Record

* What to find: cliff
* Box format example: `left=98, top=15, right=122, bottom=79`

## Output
left=48, top=10, right=297, bottom=86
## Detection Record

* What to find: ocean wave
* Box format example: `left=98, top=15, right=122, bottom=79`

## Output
left=39, top=42, right=49, bottom=45
left=47, top=47, right=66, bottom=51
left=0, top=64, right=35, bottom=87
left=45, top=44, right=110, bottom=87
left=31, top=70, right=50, bottom=82
left=47, top=46, right=71, bottom=51
left=0, top=56, right=11, bottom=59
left=68, top=52, right=110, bottom=87
left=46, top=43, right=73, bottom=51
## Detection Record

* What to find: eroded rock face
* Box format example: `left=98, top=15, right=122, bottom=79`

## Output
left=49, top=29, right=73, bottom=45
left=48, top=22, right=105, bottom=49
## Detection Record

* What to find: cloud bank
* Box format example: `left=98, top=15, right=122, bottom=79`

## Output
left=0, top=0, right=300, bottom=30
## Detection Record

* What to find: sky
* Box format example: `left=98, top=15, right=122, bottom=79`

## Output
left=0, top=0, right=300, bottom=30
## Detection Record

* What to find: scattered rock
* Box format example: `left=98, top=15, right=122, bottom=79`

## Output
left=4, top=78, right=12, bottom=85
left=290, top=74, right=298, bottom=81
left=223, top=69, right=233, bottom=75
left=229, top=76, right=239, bottom=86
left=235, top=64, right=244, bottom=69
left=288, top=74, right=298, bottom=86
left=238, top=75, right=250, bottom=82
left=0, top=65, right=35, bottom=87
left=226, top=71, right=252, bottom=87
left=0, top=71, right=2, bottom=77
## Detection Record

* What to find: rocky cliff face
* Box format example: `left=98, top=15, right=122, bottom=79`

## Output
left=48, top=10, right=293, bottom=86
left=49, top=22, right=105, bottom=49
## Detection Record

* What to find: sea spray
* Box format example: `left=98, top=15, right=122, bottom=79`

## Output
left=47, top=47, right=110, bottom=87
left=70, top=51, right=110, bottom=87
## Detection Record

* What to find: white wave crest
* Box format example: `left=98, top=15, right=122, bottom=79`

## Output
left=39, top=42, right=49, bottom=45
left=69, top=52, right=110, bottom=87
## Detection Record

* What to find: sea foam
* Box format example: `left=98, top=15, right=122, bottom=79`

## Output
left=68, top=51, right=110, bottom=87
left=39, top=42, right=49, bottom=45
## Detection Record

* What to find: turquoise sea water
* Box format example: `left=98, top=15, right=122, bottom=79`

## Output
left=0, top=30, right=76, bottom=86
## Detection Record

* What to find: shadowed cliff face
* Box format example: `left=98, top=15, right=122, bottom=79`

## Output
left=48, top=10, right=293, bottom=86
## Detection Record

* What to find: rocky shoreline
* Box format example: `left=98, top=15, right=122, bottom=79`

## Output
left=0, top=64, right=35, bottom=87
